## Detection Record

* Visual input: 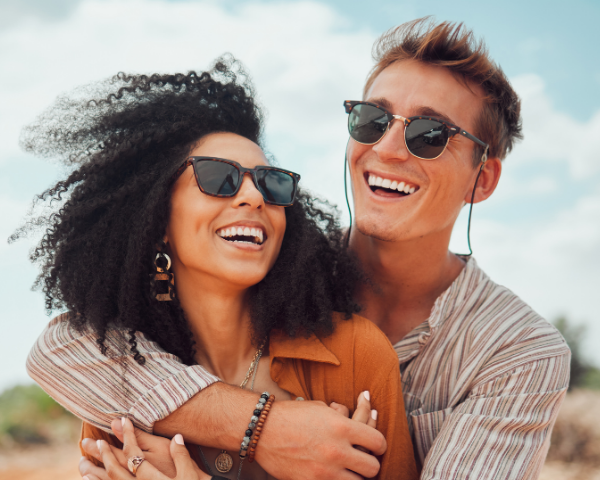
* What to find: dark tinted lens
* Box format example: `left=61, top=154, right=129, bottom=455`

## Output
left=255, top=169, right=296, bottom=205
left=194, top=160, right=240, bottom=195
left=348, top=104, right=390, bottom=144
left=405, top=119, right=449, bottom=159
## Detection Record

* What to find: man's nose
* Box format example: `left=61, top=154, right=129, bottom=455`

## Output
left=372, top=119, right=411, bottom=162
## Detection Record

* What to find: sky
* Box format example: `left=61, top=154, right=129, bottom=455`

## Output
left=1, top=0, right=599, bottom=391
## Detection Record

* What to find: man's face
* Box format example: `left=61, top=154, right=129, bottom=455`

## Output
left=349, top=59, right=485, bottom=243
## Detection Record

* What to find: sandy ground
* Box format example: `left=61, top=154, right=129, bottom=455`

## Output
left=0, top=444, right=81, bottom=480
left=1, top=443, right=600, bottom=480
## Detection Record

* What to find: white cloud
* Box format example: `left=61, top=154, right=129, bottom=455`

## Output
left=511, top=74, right=600, bottom=179
left=0, top=0, right=374, bottom=164
left=469, top=187, right=600, bottom=359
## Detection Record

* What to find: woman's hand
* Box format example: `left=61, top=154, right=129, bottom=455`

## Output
left=330, top=391, right=377, bottom=429
left=80, top=418, right=177, bottom=479
left=86, top=418, right=210, bottom=480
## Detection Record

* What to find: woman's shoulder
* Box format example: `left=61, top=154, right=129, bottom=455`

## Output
left=322, top=313, right=398, bottom=368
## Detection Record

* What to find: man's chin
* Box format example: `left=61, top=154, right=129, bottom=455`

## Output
left=355, top=220, right=402, bottom=243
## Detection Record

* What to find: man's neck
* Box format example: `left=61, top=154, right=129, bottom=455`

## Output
left=350, top=226, right=466, bottom=345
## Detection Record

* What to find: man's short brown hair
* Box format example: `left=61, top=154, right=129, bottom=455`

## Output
left=364, top=17, right=523, bottom=165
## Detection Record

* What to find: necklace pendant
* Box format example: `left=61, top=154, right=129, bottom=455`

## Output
left=215, top=450, right=234, bottom=473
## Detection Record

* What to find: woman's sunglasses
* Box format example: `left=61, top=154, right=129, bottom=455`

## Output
left=344, top=100, right=489, bottom=162
left=178, top=157, right=301, bottom=207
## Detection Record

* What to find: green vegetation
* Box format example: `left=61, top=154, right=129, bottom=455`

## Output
left=0, top=384, right=79, bottom=447
left=554, top=317, right=600, bottom=390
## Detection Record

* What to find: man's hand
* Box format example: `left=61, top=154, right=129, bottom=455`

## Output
left=153, top=383, right=386, bottom=480
left=255, top=398, right=386, bottom=480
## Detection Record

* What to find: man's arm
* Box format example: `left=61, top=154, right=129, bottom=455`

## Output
left=419, top=352, right=570, bottom=480
left=27, top=313, right=220, bottom=432
left=155, top=384, right=385, bottom=480
left=29, top=315, right=386, bottom=480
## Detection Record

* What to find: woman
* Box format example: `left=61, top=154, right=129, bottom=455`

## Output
left=20, top=58, right=417, bottom=479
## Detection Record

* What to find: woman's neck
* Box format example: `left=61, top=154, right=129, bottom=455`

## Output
left=174, top=269, right=257, bottom=385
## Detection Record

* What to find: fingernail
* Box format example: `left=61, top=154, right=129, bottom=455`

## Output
left=83, top=476, right=90, bottom=480
left=96, top=439, right=102, bottom=450
left=80, top=456, right=87, bottom=462
left=371, top=409, right=378, bottom=420
left=363, top=390, right=370, bottom=401
left=174, top=434, right=184, bottom=445
left=121, top=417, right=126, bottom=427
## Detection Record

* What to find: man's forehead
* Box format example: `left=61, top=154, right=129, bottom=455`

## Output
left=364, top=60, right=484, bottom=129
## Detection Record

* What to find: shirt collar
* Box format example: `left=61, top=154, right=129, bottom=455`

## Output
left=394, top=256, right=484, bottom=364
left=269, top=330, right=340, bottom=366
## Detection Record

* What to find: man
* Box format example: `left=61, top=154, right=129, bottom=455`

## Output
left=28, top=18, right=569, bottom=480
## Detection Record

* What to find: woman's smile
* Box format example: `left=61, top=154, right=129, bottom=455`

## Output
left=216, top=221, right=267, bottom=248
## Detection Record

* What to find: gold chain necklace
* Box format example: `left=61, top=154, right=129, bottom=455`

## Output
left=213, top=342, right=265, bottom=475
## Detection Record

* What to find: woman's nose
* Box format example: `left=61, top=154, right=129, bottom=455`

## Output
left=234, top=173, right=265, bottom=209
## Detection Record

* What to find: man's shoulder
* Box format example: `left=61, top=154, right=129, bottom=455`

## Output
left=455, top=263, right=570, bottom=361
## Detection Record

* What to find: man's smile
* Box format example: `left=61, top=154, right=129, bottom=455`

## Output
left=364, top=171, right=420, bottom=199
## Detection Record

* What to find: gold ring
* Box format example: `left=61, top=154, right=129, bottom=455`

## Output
left=127, top=456, right=145, bottom=476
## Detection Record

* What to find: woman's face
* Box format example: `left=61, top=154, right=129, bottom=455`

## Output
left=165, top=132, right=286, bottom=292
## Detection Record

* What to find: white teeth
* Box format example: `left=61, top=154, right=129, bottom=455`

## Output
left=217, top=226, right=265, bottom=244
left=367, top=173, right=417, bottom=195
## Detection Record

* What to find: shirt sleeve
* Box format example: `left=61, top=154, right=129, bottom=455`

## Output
left=26, top=313, right=220, bottom=433
left=419, top=352, right=570, bottom=480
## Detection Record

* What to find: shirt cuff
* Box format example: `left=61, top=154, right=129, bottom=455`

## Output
left=128, top=365, right=220, bottom=432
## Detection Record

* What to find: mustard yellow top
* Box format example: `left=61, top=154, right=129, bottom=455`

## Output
left=81, top=313, right=418, bottom=479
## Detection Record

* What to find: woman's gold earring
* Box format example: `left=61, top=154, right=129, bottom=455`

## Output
left=154, top=252, right=174, bottom=301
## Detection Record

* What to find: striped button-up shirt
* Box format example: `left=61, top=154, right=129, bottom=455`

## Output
left=27, top=257, right=570, bottom=479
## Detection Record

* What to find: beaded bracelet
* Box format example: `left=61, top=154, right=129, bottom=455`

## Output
left=248, top=394, right=275, bottom=463
left=239, top=392, right=270, bottom=459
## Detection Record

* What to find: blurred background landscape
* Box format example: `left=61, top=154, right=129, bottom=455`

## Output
left=1, top=0, right=599, bottom=478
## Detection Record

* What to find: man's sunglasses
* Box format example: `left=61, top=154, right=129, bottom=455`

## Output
left=344, top=100, right=489, bottom=162
left=178, top=156, right=301, bottom=207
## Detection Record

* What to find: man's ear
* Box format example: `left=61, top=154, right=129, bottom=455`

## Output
left=467, top=157, right=502, bottom=204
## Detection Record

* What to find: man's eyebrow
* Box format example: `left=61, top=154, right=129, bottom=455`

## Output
left=413, top=106, right=457, bottom=126
left=365, top=97, right=394, bottom=110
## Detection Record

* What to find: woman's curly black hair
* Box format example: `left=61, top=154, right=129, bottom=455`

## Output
left=13, top=57, right=362, bottom=365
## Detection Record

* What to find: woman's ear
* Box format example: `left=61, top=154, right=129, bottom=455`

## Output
left=468, top=157, right=502, bottom=205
